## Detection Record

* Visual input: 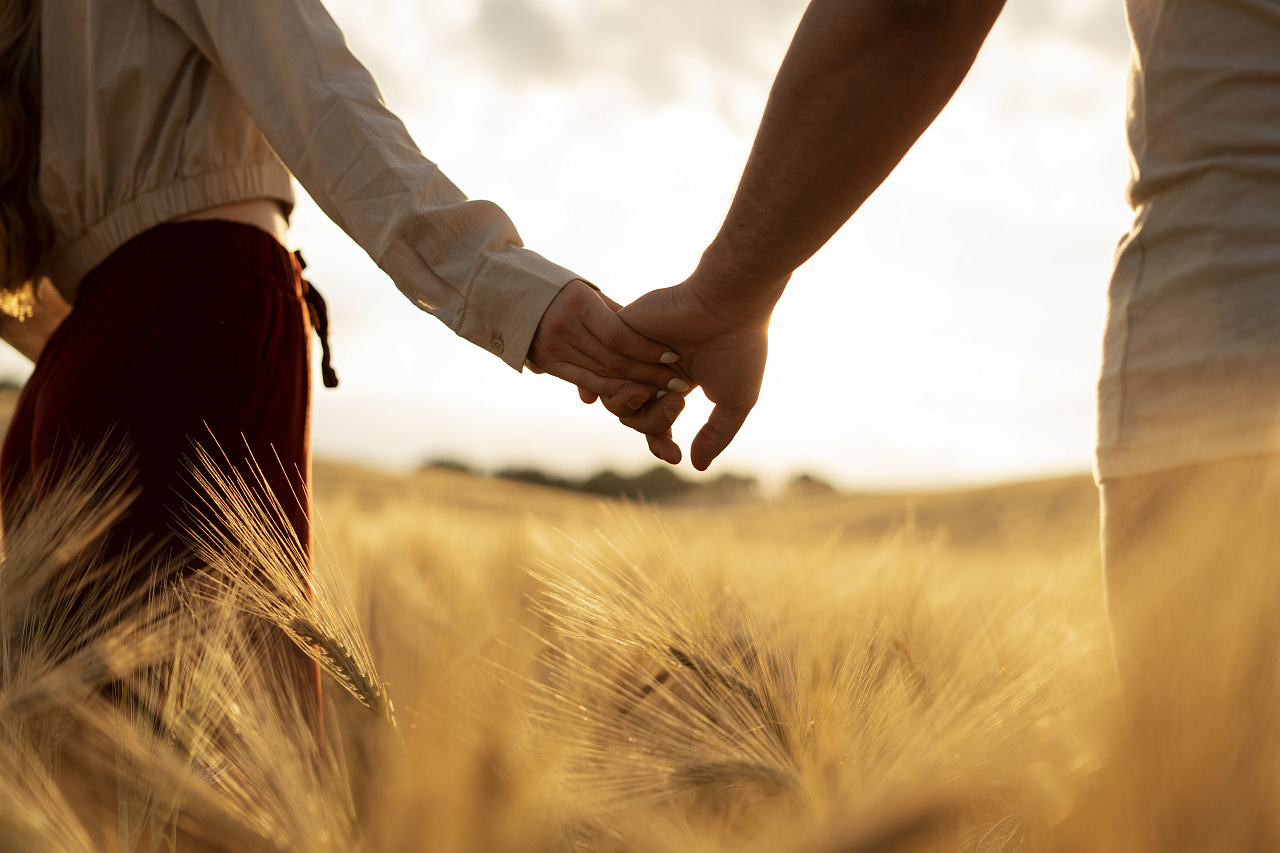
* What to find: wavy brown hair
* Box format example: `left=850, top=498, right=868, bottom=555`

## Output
left=0, top=0, right=49, bottom=317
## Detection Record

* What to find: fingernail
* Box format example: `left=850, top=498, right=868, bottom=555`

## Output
left=660, top=351, right=680, bottom=364
left=667, top=378, right=690, bottom=392
left=628, top=397, right=644, bottom=410
left=665, top=406, right=680, bottom=420
left=655, top=390, right=668, bottom=399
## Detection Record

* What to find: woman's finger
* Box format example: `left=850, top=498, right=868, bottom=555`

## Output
left=570, top=331, right=689, bottom=389
left=582, top=300, right=681, bottom=366
left=598, top=383, right=653, bottom=417
left=545, top=361, right=660, bottom=416
left=549, top=336, right=688, bottom=395
left=646, top=432, right=682, bottom=465
left=620, top=391, right=686, bottom=436
left=544, top=361, right=641, bottom=400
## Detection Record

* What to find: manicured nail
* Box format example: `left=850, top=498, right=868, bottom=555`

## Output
left=655, top=390, right=668, bottom=399
left=628, top=397, right=644, bottom=410
left=667, top=378, right=690, bottom=392
left=660, top=351, right=680, bottom=364
left=665, top=405, right=680, bottom=420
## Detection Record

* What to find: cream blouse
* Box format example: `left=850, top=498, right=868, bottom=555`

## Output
left=41, top=0, right=578, bottom=370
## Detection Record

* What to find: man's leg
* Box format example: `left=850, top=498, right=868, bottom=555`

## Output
left=1101, top=454, right=1280, bottom=847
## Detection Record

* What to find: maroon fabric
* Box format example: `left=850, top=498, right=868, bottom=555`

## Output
left=2, top=220, right=312, bottom=552
left=0, top=220, right=319, bottom=709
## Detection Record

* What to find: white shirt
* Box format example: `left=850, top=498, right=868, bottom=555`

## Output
left=42, top=0, right=579, bottom=370
left=1097, top=0, right=1280, bottom=479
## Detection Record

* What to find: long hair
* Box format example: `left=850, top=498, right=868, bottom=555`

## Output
left=0, top=0, right=50, bottom=318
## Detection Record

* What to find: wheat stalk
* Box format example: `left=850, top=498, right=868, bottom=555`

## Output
left=179, top=439, right=392, bottom=727
left=287, top=617, right=390, bottom=720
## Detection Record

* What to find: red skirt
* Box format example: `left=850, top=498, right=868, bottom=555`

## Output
left=1, top=220, right=321, bottom=709
left=2, top=220, right=313, bottom=551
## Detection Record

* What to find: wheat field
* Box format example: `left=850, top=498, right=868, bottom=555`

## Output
left=1, top=444, right=1277, bottom=852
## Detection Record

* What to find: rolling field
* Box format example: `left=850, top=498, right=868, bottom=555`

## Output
left=2, top=435, right=1276, bottom=850
left=303, top=463, right=1113, bottom=853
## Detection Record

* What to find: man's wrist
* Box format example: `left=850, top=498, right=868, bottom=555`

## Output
left=687, top=243, right=788, bottom=328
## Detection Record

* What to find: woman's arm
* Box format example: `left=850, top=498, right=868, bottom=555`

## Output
left=149, top=0, right=679, bottom=409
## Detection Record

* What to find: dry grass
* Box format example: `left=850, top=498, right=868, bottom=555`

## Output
left=0, top=456, right=1276, bottom=850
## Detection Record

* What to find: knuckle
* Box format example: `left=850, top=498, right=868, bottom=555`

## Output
left=629, top=412, right=660, bottom=432
left=545, top=316, right=573, bottom=337
left=601, top=325, right=628, bottom=349
left=565, top=286, right=589, bottom=310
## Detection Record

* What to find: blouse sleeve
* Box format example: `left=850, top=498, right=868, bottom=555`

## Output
left=150, top=0, right=576, bottom=369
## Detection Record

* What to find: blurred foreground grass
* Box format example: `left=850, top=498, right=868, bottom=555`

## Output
left=3, top=449, right=1222, bottom=852
left=302, top=462, right=1113, bottom=852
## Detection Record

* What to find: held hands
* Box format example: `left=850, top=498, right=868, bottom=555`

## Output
left=526, top=275, right=775, bottom=472
left=611, top=273, right=775, bottom=471
left=526, top=279, right=689, bottom=416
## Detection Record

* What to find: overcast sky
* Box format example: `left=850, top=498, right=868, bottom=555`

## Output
left=7, top=0, right=1135, bottom=489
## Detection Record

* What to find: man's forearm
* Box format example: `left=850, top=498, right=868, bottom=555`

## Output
left=696, top=0, right=1007, bottom=314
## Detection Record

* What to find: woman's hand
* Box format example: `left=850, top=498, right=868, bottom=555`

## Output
left=526, top=280, right=688, bottom=416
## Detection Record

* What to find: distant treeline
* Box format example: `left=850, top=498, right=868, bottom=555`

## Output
left=422, top=457, right=836, bottom=504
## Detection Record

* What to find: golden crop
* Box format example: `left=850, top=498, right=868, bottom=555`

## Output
left=0, top=457, right=1274, bottom=851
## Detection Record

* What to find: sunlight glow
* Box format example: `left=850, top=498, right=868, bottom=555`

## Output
left=0, top=1, right=1133, bottom=488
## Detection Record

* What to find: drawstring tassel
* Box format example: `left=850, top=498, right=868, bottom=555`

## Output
left=294, top=251, right=339, bottom=389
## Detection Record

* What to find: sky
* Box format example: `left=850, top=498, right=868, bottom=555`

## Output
left=269, top=0, right=1135, bottom=489
left=6, top=0, right=1137, bottom=490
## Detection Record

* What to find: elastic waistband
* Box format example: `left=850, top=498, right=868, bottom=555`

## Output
left=81, top=219, right=300, bottom=299
left=49, top=163, right=296, bottom=301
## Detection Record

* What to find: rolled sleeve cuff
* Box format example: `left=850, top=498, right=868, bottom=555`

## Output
left=458, top=246, right=582, bottom=371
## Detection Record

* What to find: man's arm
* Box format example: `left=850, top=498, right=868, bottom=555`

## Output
left=617, top=0, right=1008, bottom=468
left=698, top=0, right=1007, bottom=308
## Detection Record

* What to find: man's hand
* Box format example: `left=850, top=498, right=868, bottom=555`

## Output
left=613, top=273, right=775, bottom=470
left=527, top=279, right=687, bottom=416
left=592, top=0, right=1005, bottom=463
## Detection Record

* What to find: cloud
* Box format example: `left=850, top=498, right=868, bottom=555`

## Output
left=999, top=0, right=1131, bottom=64
left=331, top=0, right=1130, bottom=113
left=473, top=0, right=573, bottom=82
left=460, top=0, right=1130, bottom=107
left=466, top=0, right=805, bottom=102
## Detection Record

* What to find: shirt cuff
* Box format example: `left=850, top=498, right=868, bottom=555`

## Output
left=457, top=246, right=582, bottom=371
